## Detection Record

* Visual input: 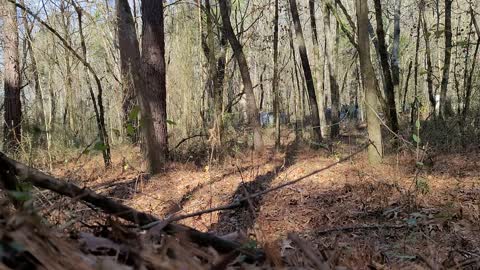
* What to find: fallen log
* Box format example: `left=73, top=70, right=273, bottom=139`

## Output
left=0, top=151, right=263, bottom=260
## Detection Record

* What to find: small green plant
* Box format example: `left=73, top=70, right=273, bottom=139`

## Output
left=415, top=177, right=430, bottom=194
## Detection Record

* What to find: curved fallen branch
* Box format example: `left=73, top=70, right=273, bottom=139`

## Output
left=0, top=152, right=263, bottom=260
left=174, top=134, right=208, bottom=149
left=144, top=143, right=370, bottom=228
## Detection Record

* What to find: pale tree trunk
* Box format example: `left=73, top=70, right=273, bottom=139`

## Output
left=391, top=0, right=401, bottom=112
left=421, top=1, right=435, bottom=112
left=202, top=0, right=227, bottom=154
left=22, top=12, right=45, bottom=135
left=323, top=4, right=340, bottom=138
left=59, top=2, right=75, bottom=134
left=202, top=0, right=216, bottom=120
left=356, top=0, right=383, bottom=164
left=373, top=0, right=399, bottom=134
left=463, top=9, right=480, bottom=122
left=309, top=0, right=328, bottom=138
left=2, top=0, right=22, bottom=152
left=75, top=3, right=112, bottom=167
left=289, top=0, right=322, bottom=143
left=273, top=0, right=280, bottom=149
left=219, top=0, right=264, bottom=150
left=412, top=5, right=422, bottom=126
left=140, top=0, right=168, bottom=172
left=289, top=26, right=304, bottom=134
left=20, top=0, right=52, bottom=165
left=435, top=1, right=442, bottom=89
left=439, top=0, right=453, bottom=119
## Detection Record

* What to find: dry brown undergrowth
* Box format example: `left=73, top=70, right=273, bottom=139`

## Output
left=8, top=134, right=480, bottom=269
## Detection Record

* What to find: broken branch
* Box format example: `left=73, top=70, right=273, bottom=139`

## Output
left=0, top=151, right=263, bottom=259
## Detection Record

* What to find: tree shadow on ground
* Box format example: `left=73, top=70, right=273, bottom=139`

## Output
left=261, top=178, right=480, bottom=269
left=210, top=140, right=301, bottom=235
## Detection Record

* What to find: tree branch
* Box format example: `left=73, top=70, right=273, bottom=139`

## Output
left=0, top=152, right=263, bottom=260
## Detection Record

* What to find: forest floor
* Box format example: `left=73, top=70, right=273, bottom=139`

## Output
left=44, top=128, right=480, bottom=269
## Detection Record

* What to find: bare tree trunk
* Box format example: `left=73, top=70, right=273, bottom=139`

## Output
left=463, top=9, right=480, bottom=122
left=402, top=60, right=413, bottom=112
left=2, top=0, right=22, bottom=152
left=323, top=4, right=340, bottom=138
left=273, top=0, right=280, bottom=149
left=117, top=0, right=148, bottom=154
left=75, top=4, right=112, bottom=167
left=202, top=0, right=227, bottom=154
left=20, top=0, right=47, bottom=144
left=356, top=0, right=383, bottom=164
left=289, top=27, right=304, bottom=135
left=212, top=30, right=227, bottom=152
left=421, top=2, right=435, bottom=112
left=59, top=2, right=75, bottom=134
left=259, top=66, right=266, bottom=111
left=120, top=40, right=139, bottom=144
left=310, top=0, right=328, bottom=138
left=391, top=0, right=401, bottom=111
left=439, top=0, right=453, bottom=119
left=202, top=0, right=216, bottom=121
left=435, top=0, right=442, bottom=88
left=411, top=5, right=422, bottom=127
left=20, top=0, right=53, bottom=168
left=373, top=0, right=399, bottom=134
left=289, top=0, right=322, bottom=143
left=219, top=0, right=264, bottom=150
left=140, top=0, right=168, bottom=172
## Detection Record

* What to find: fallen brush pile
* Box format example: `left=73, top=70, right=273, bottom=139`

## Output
left=0, top=207, right=260, bottom=270
left=0, top=151, right=338, bottom=269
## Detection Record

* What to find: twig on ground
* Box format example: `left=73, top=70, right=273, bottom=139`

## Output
left=155, top=143, right=370, bottom=225
left=316, top=223, right=407, bottom=236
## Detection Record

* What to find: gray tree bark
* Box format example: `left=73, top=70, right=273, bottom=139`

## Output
left=289, top=0, right=323, bottom=143
left=356, top=0, right=383, bottom=164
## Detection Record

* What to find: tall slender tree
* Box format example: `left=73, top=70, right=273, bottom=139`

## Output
left=391, top=0, right=401, bottom=109
left=74, top=2, right=112, bottom=166
left=138, top=0, right=169, bottom=172
left=439, top=0, right=453, bottom=119
left=310, top=0, right=327, bottom=138
left=219, top=0, right=264, bottom=150
left=2, top=0, right=22, bottom=152
left=421, top=1, right=435, bottom=112
left=202, top=0, right=227, bottom=153
left=273, top=0, right=280, bottom=149
left=356, top=0, right=383, bottom=164
left=463, top=8, right=480, bottom=122
left=323, top=3, right=340, bottom=138
left=373, top=0, right=399, bottom=134
left=289, top=0, right=322, bottom=143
